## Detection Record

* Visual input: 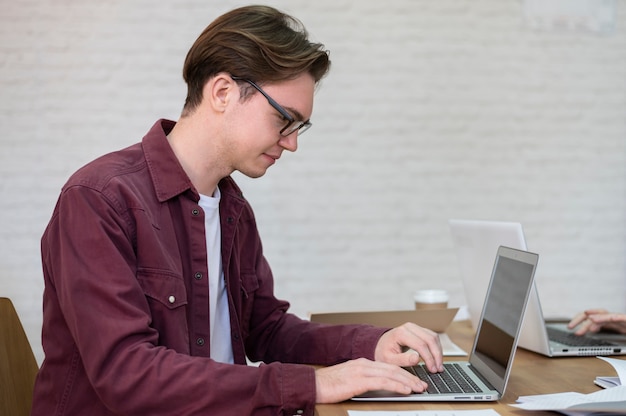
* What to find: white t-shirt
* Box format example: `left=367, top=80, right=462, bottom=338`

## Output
left=198, top=188, right=234, bottom=364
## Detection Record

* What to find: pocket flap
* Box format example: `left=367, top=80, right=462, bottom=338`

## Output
left=137, top=269, right=188, bottom=309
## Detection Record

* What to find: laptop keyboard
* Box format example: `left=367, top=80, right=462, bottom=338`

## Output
left=408, top=363, right=482, bottom=394
left=547, top=327, right=615, bottom=347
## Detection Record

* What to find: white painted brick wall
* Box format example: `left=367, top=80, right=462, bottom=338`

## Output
left=1, top=0, right=625, bottom=364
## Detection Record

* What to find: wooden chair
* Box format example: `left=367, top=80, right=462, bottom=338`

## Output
left=0, top=297, right=39, bottom=416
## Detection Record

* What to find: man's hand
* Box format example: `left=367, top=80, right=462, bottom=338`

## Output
left=568, top=309, right=626, bottom=335
left=315, top=358, right=427, bottom=403
left=314, top=322, right=444, bottom=404
left=374, top=322, right=444, bottom=373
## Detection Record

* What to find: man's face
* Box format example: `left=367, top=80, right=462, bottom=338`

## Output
left=226, top=73, right=315, bottom=178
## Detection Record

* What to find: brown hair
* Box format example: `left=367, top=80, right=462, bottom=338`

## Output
left=181, top=5, right=331, bottom=115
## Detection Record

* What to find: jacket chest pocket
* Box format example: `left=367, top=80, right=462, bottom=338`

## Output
left=137, top=268, right=190, bottom=349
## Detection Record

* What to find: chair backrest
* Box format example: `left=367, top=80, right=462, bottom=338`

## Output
left=0, top=297, right=39, bottom=416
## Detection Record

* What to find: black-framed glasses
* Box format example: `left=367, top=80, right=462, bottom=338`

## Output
left=231, top=76, right=312, bottom=136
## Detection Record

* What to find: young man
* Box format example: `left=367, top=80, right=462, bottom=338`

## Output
left=32, top=6, right=443, bottom=415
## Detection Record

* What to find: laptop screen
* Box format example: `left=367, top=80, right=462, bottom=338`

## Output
left=470, top=247, right=538, bottom=392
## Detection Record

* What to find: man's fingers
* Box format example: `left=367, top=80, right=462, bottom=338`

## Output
left=315, top=359, right=428, bottom=404
left=403, top=324, right=443, bottom=372
left=374, top=322, right=444, bottom=374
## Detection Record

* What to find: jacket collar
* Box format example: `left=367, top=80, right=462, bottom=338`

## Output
left=142, top=119, right=196, bottom=202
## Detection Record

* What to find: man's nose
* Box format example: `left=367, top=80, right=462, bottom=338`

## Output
left=278, top=132, right=298, bottom=152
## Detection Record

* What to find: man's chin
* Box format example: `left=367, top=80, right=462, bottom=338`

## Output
left=238, top=168, right=268, bottom=179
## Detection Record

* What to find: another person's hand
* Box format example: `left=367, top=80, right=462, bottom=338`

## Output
left=567, top=309, right=626, bottom=335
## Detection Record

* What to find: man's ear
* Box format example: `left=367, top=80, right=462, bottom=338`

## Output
left=203, top=73, right=236, bottom=113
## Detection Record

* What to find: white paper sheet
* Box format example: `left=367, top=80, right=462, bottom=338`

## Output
left=598, top=356, right=626, bottom=382
left=348, top=410, right=501, bottom=416
left=511, top=356, right=626, bottom=413
left=595, top=356, right=626, bottom=389
left=511, top=384, right=626, bottom=413
left=439, top=332, right=467, bottom=356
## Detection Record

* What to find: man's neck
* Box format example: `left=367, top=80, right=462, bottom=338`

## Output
left=166, top=114, right=230, bottom=196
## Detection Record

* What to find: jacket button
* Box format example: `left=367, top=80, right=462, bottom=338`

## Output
left=168, top=295, right=175, bottom=304
left=194, top=272, right=203, bottom=280
left=227, top=217, right=234, bottom=223
left=192, top=208, right=200, bottom=216
left=196, top=338, right=205, bottom=346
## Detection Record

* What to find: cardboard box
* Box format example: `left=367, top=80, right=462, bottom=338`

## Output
left=309, top=308, right=459, bottom=333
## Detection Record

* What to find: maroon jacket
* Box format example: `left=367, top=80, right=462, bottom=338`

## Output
left=32, top=119, right=387, bottom=416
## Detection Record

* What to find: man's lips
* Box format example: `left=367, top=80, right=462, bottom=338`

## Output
left=264, top=153, right=280, bottom=164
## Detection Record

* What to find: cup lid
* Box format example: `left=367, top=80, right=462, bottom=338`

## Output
left=413, top=289, right=449, bottom=303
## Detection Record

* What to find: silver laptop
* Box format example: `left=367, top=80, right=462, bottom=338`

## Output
left=355, top=246, right=538, bottom=402
left=450, top=219, right=626, bottom=357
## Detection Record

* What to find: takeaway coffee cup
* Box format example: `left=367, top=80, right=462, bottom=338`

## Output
left=413, top=289, right=449, bottom=310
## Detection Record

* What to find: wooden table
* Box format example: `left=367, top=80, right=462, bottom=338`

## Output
left=315, top=320, right=618, bottom=415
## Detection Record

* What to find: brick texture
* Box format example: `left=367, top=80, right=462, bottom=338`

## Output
left=1, top=0, right=625, bottom=364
